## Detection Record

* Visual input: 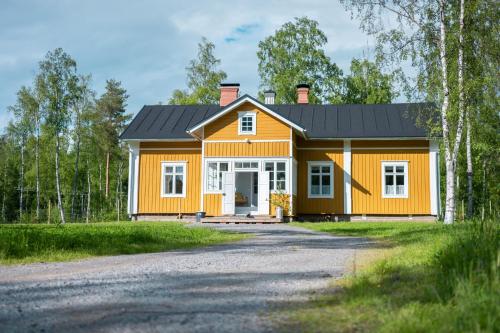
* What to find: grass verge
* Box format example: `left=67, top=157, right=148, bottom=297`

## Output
left=0, top=222, right=247, bottom=265
left=281, top=220, right=499, bottom=333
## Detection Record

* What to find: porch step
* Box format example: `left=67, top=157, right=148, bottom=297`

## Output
left=201, top=215, right=283, bottom=224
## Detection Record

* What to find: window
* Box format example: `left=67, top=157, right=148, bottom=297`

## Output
left=234, top=161, right=258, bottom=169
left=206, top=162, right=229, bottom=192
left=161, top=162, right=186, bottom=197
left=308, top=162, right=334, bottom=198
left=382, top=161, right=408, bottom=198
left=238, top=112, right=256, bottom=135
left=265, top=161, right=287, bottom=191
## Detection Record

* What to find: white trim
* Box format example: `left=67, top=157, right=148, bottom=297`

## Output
left=186, top=95, right=307, bottom=135
left=381, top=161, right=409, bottom=198
left=140, top=148, right=201, bottom=151
left=297, top=147, right=343, bottom=150
left=307, top=137, right=432, bottom=141
left=204, top=157, right=289, bottom=162
left=127, top=142, right=140, bottom=215
left=238, top=111, right=256, bottom=135
left=352, top=147, right=428, bottom=150
left=307, top=161, right=334, bottom=199
left=289, top=128, right=293, bottom=214
left=429, top=140, right=439, bottom=215
left=204, top=139, right=290, bottom=143
left=343, top=140, right=352, bottom=214
left=200, top=129, right=205, bottom=211
left=160, top=162, right=187, bottom=198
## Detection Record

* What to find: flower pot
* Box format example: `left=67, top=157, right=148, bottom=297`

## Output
left=275, top=206, right=284, bottom=220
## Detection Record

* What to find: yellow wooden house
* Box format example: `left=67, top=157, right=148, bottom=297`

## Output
left=121, top=83, right=440, bottom=221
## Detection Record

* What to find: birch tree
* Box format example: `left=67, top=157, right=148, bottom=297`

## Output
left=37, top=48, right=79, bottom=224
left=340, top=0, right=468, bottom=223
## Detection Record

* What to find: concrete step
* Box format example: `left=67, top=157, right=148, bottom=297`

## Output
left=201, top=216, right=283, bottom=224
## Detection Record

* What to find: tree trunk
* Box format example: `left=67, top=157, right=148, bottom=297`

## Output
left=35, top=125, right=40, bottom=221
left=86, top=162, right=91, bottom=224
left=55, top=134, right=66, bottom=224
left=466, top=114, right=473, bottom=218
left=19, top=138, right=25, bottom=221
left=1, top=161, right=6, bottom=223
left=70, top=135, right=81, bottom=221
left=105, top=151, right=110, bottom=198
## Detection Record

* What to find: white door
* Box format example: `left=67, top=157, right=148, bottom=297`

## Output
left=222, top=172, right=235, bottom=215
left=258, top=171, right=270, bottom=215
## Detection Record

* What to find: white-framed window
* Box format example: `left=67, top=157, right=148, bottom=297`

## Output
left=238, top=111, right=256, bottom=135
left=234, top=161, right=259, bottom=170
left=308, top=161, right=334, bottom=198
left=206, top=161, right=229, bottom=192
left=161, top=162, right=186, bottom=197
left=264, top=161, right=287, bottom=192
left=382, top=161, right=408, bottom=198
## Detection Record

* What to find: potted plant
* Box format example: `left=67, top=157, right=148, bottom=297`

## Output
left=270, top=190, right=289, bottom=220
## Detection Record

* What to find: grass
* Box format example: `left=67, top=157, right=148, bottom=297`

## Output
left=0, top=222, right=247, bottom=265
left=281, top=220, right=499, bottom=333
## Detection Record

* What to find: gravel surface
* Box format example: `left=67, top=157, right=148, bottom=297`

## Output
left=0, top=223, right=371, bottom=333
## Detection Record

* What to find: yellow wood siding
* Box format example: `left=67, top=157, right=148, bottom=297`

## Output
left=204, top=141, right=289, bottom=157
left=296, top=150, right=344, bottom=214
left=351, top=150, right=430, bottom=214
left=138, top=150, right=201, bottom=214
left=352, top=140, right=429, bottom=148
left=204, top=194, right=222, bottom=216
left=204, top=102, right=291, bottom=140
left=296, top=137, right=343, bottom=149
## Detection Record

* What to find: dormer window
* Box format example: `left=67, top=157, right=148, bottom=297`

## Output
left=238, top=112, right=256, bottom=135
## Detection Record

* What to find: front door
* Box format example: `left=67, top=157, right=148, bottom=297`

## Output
left=222, top=172, right=235, bottom=215
left=235, top=172, right=259, bottom=215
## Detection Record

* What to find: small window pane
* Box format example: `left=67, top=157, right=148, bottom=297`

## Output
left=396, top=166, right=404, bottom=173
left=311, top=175, right=320, bottom=186
left=385, top=166, right=393, bottom=173
left=321, top=166, right=330, bottom=173
left=165, top=166, right=173, bottom=173
left=277, top=171, right=286, bottom=181
left=235, top=162, right=242, bottom=168
left=386, top=175, right=394, bottom=185
left=175, top=175, right=183, bottom=194
left=396, top=175, right=405, bottom=186
left=175, top=166, right=183, bottom=173
left=276, top=180, right=286, bottom=190
left=277, top=162, right=286, bottom=171
left=322, top=185, right=331, bottom=195
left=165, top=175, right=173, bottom=194
left=251, top=162, right=258, bottom=168
left=265, top=163, right=274, bottom=171
left=220, top=163, right=228, bottom=172
left=311, top=166, right=320, bottom=173
left=243, top=162, right=250, bottom=168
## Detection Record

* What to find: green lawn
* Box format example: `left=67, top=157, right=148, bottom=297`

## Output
left=0, top=222, right=247, bottom=265
left=281, top=220, right=499, bottom=333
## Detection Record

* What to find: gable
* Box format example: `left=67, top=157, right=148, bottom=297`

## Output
left=204, top=102, right=291, bottom=140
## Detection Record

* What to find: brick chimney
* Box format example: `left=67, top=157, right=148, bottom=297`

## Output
left=296, top=84, right=310, bottom=104
left=219, top=83, right=240, bottom=107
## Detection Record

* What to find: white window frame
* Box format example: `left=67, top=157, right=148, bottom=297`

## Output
left=264, top=161, right=288, bottom=193
left=381, top=161, right=409, bottom=198
left=238, top=111, right=256, bottom=135
left=307, top=161, right=334, bottom=199
left=205, top=161, right=229, bottom=193
left=161, top=162, right=187, bottom=198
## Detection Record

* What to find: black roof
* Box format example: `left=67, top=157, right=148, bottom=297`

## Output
left=120, top=95, right=432, bottom=140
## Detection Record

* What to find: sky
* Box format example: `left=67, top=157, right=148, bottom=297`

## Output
left=0, top=0, right=379, bottom=134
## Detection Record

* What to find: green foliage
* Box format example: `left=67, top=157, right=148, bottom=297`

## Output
left=283, top=220, right=499, bottom=332
left=257, top=17, right=343, bottom=104
left=169, top=37, right=227, bottom=105
left=0, top=222, right=247, bottom=264
left=339, top=58, right=398, bottom=104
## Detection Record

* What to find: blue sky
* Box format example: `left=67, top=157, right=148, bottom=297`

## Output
left=0, top=0, right=379, bottom=133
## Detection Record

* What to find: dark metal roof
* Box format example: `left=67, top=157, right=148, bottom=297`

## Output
left=120, top=97, right=432, bottom=140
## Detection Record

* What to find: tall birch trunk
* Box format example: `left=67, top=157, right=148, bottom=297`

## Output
left=2, top=161, right=6, bottom=223
left=466, top=114, right=473, bottom=218
left=35, top=119, right=40, bottom=221
left=55, top=134, right=66, bottom=224
left=105, top=151, right=110, bottom=198
left=440, top=0, right=466, bottom=224
left=19, top=138, right=25, bottom=221
left=86, top=161, right=91, bottom=223
left=71, top=135, right=80, bottom=221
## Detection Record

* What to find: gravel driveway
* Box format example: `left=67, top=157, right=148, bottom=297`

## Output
left=0, top=224, right=371, bottom=333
